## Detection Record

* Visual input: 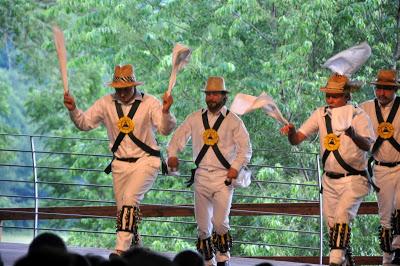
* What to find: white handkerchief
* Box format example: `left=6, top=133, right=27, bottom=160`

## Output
left=230, top=93, right=257, bottom=115
left=331, top=105, right=355, bottom=135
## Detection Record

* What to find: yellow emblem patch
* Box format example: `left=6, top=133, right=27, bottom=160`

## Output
left=377, top=122, right=394, bottom=139
left=203, top=129, right=219, bottom=146
left=324, top=133, right=340, bottom=151
left=117, top=116, right=135, bottom=134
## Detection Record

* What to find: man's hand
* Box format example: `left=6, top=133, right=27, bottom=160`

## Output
left=345, top=126, right=371, bottom=151
left=162, top=92, right=173, bottom=113
left=167, top=156, right=179, bottom=170
left=280, top=123, right=295, bottom=135
left=227, top=167, right=238, bottom=180
left=64, top=92, right=76, bottom=111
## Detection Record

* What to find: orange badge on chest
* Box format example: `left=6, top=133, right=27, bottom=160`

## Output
left=377, top=122, right=394, bottom=139
left=324, top=133, right=340, bottom=151
left=203, top=129, right=219, bottom=146
left=117, top=116, right=135, bottom=134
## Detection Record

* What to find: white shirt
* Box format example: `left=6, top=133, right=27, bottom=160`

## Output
left=298, top=104, right=375, bottom=173
left=167, top=106, right=252, bottom=172
left=360, top=97, right=400, bottom=162
left=69, top=91, right=176, bottom=158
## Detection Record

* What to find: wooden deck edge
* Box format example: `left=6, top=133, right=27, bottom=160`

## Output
left=0, top=202, right=378, bottom=220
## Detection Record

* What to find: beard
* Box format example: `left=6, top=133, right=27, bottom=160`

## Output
left=206, top=97, right=226, bottom=113
left=377, top=95, right=393, bottom=106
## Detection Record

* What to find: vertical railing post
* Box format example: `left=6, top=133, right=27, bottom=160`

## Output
left=30, top=136, right=39, bottom=238
left=316, top=153, right=323, bottom=265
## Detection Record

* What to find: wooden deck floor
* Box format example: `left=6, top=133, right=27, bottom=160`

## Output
left=0, top=242, right=321, bottom=266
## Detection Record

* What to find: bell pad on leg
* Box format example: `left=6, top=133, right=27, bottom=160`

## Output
left=116, top=205, right=141, bottom=233
left=212, top=231, right=232, bottom=253
left=392, top=210, right=400, bottom=235
left=196, top=237, right=215, bottom=261
left=379, top=226, right=393, bottom=253
left=329, top=223, right=351, bottom=249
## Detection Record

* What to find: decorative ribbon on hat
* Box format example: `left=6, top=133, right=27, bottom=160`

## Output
left=113, top=76, right=136, bottom=83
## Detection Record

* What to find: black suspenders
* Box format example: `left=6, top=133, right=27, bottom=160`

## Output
left=186, top=110, right=230, bottom=186
left=322, top=108, right=366, bottom=175
left=322, top=107, right=379, bottom=192
left=367, top=97, right=400, bottom=190
left=104, top=94, right=167, bottom=174
left=371, top=97, right=400, bottom=154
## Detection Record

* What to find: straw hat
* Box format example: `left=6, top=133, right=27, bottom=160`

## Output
left=107, top=64, right=143, bottom=88
left=370, top=69, right=400, bottom=87
left=320, top=73, right=362, bottom=93
left=202, top=76, right=229, bottom=93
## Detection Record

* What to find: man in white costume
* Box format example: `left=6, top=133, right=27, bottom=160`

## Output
left=167, top=76, right=252, bottom=266
left=63, top=64, right=176, bottom=257
left=360, top=69, right=400, bottom=265
left=281, top=74, right=375, bottom=266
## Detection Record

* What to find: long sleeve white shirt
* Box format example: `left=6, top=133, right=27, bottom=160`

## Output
left=360, top=97, right=400, bottom=163
left=167, top=106, right=252, bottom=172
left=69, top=91, right=176, bottom=158
left=298, top=104, right=375, bottom=173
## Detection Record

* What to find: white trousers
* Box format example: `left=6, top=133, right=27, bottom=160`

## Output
left=322, top=174, right=370, bottom=264
left=111, top=156, right=160, bottom=251
left=194, top=168, right=233, bottom=263
left=374, top=164, right=400, bottom=264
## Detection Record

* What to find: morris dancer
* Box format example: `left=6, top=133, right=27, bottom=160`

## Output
left=63, top=64, right=176, bottom=257
left=281, top=74, right=375, bottom=266
left=360, top=69, right=400, bottom=265
left=167, top=76, right=252, bottom=266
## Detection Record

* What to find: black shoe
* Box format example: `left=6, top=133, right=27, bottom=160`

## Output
left=217, top=261, right=229, bottom=266
left=393, top=249, right=400, bottom=265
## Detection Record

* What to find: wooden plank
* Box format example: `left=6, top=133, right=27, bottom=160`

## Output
left=0, top=202, right=378, bottom=220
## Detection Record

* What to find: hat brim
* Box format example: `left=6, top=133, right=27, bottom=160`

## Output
left=320, top=87, right=344, bottom=93
left=107, top=81, right=144, bottom=88
left=370, top=81, right=400, bottom=87
left=201, top=89, right=229, bottom=93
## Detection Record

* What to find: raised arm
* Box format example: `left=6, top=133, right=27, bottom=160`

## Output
left=150, top=93, right=176, bottom=135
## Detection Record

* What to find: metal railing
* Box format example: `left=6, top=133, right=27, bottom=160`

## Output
left=0, top=133, right=324, bottom=263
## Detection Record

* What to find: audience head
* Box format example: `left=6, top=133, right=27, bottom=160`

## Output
left=15, top=247, right=72, bottom=266
left=70, top=253, right=91, bottom=266
left=84, top=253, right=108, bottom=266
left=28, top=232, right=67, bottom=255
left=122, top=247, right=175, bottom=266
left=173, top=249, right=204, bottom=266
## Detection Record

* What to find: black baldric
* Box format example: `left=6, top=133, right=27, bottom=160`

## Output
left=104, top=93, right=167, bottom=175
left=322, top=106, right=379, bottom=192
left=186, top=109, right=230, bottom=186
left=367, top=97, right=400, bottom=185
left=371, top=96, right=400, bottom=154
